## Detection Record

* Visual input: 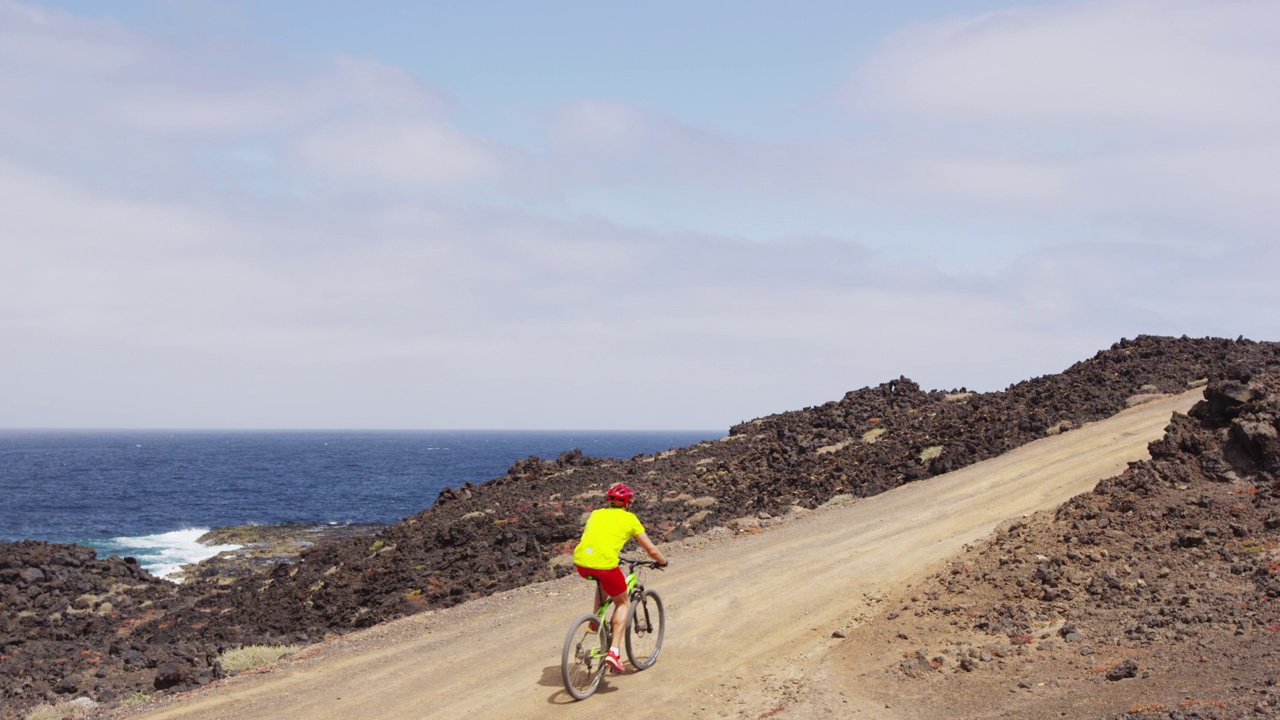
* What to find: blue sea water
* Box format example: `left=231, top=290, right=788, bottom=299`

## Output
left=0, top=429, right=721, bottom=578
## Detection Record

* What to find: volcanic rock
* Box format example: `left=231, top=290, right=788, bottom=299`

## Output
left=849, top=351, right=1280, bottom=718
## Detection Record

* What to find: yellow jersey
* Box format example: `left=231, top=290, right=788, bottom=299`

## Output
left=573, top=507, right=645, bottom=570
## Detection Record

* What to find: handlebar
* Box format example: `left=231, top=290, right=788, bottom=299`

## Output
left=620, top=557, right=666, bottom=571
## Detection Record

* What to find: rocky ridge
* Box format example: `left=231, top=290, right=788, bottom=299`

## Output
left=845, top=352, right=1280, bottom=718
left=1, top=334, right=1275, bottom=718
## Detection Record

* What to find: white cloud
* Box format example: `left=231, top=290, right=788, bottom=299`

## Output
left=556, top=100, right=653, bottom=149
left=854, top=0, right=1280, bottom=134
left=109, top=87, right=296, bottom=133
left=98, top=56, right=455, bottom=137
left=0, top=2, right=494, bottom=199
left=295, top=118, right=501, bottom=189
left=837, top=0, right=1280, bottom=248
left=0, top=0, right=141, bottom=73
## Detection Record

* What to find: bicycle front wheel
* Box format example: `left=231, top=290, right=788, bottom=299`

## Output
left=626, top=588, right=665, bottom=670
left=561, top=613, right=607, bottom=700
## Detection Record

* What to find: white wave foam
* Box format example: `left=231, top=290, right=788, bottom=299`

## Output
left=97, top=528, right=241, bottom=582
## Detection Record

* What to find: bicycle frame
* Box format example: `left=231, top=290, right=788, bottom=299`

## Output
left=586, top=558, right=653, bottom=651
left=562, top=556, right=664, bottom=699
left=594, top=563, right=644, bottom=620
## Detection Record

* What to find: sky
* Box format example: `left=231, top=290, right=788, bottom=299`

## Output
left=1, top=0, right=1277, bottom=431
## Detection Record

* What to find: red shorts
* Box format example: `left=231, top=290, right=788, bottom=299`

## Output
left=576, top=564, right=627, bottom=598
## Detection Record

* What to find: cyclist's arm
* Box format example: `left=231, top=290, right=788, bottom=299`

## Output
left=634, top=532, right=667, bottom=567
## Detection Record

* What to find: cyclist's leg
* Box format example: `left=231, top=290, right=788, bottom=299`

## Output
left=594, top=579, right=608, bottom=614
left=577, top=565, right=629, bottom=649
left=608, top=589, right=630, bottom=647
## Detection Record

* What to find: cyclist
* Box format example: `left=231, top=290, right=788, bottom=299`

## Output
left=573, top=482, right=667, bottom=673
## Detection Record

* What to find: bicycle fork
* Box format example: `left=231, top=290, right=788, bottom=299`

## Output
left=631, top=590, right=651, bottom=634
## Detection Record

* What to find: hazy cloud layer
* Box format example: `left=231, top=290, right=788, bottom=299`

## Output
left=849, top=1, right=1280, bottom=232
left=1, top=0, right=1277, bottom=430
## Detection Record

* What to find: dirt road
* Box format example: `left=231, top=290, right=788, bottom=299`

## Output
left=131, top=390, right=1201, bottom=720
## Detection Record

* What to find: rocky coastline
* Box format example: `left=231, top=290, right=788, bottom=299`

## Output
left=2, top=334, right=1278, bottom=719
left=174, top=524, right=386, bottom=584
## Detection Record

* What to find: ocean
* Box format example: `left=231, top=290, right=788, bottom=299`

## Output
left=0, top=429, right=721, bottom=579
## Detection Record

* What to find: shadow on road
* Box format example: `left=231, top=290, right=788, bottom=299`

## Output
left=540, top=665, right=620, bottom=704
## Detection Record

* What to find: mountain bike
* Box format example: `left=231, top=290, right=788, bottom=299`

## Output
left=560, top=557, right=666, bottom=700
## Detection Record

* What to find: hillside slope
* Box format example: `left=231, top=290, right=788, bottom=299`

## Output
left=833, top=366, right=1280, bottom=718
left=118, top=391, right=1205, bottom=720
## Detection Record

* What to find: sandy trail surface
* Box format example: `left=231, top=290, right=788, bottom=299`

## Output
left=130, top=390, right=1201, bottom=720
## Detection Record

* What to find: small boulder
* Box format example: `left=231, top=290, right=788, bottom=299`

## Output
left=1175, top=532, right=1206, bottom=548
left=1105, top=659, right=1139, bottom=681
left=1059, top=622, right=1085, bottom=643
left=154, top=659, right=193, bottom=690
left=19, top=567, right=46, bottom=584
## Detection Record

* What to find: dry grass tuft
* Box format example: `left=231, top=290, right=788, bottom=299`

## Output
left=918, top=445, right=944, bottom=462
left=25, top=697, right=98, bottom=720
left=219, top=644, right=300, bottom=674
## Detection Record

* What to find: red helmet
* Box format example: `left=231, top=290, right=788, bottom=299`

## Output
left=606, top=483, right=635, bottom=506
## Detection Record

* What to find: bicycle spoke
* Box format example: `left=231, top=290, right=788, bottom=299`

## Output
left=562, top=614, right=607, bottom=700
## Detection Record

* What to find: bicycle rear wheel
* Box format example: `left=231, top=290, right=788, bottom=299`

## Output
left=561, top=613, right=607, bottom=700
left=626, top=588, right=665, bottom=670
